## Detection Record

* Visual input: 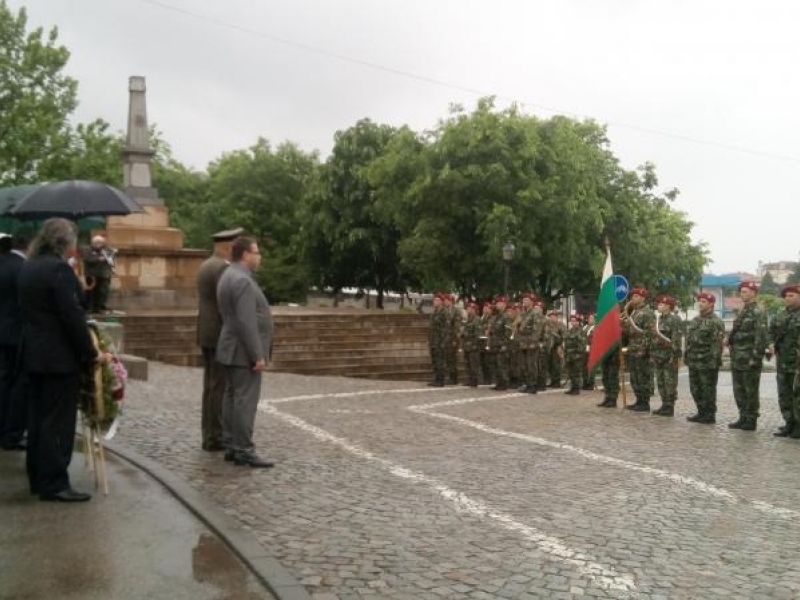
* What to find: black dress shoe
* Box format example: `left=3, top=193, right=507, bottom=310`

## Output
left=233, top=452, right=275, bottom=468
left=40, top=489, right=92, bottom=502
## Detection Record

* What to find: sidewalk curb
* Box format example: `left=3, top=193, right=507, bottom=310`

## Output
left=105, top=442, right=312, bottom=600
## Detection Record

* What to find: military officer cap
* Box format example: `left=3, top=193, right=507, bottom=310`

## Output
left=211, top=227, right=244, bottom=242
left=630, top=287, right=648, bottom=298
left=781, top=284, right=800, bottom=297
left=696, top=292, right=716, bottom=304
left=738, top=280, right=759, bottom=292
left=655, top=294, right=676, bottom=308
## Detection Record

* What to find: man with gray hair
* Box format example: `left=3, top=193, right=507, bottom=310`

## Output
left=83, top=234, right=115, bottom=313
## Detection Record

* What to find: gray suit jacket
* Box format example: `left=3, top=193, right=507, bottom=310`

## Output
left=215, top=262, right=273, bottom=367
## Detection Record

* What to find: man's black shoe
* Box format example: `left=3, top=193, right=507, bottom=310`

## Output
left=233, top=452, right=275, bottom=468
left=40, top=489, right=91, bottom=502
left=631, top=403, right=650, bottom=412
left=224, top=450, right=235, bottom=462
left=427, top=381, right=444, bottom=387
left=695, top=415, right=716, bottom=424
left=740, top=420, right=757, bottom=431
left=686, top=413, right=701, bottom=422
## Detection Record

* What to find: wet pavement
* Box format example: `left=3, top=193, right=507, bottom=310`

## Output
left=110, top=363, right=800, bottom=600
left=0, top=445, right=275, bottom=600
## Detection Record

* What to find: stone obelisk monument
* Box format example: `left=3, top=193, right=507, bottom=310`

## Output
left=104, top=76, right=207, bottom=310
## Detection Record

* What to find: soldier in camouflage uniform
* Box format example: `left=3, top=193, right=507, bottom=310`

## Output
left=768, top=284, right=800, bottom=437
left=685, top=292, right=725, bottom=423
left=597, top=346, right=621, bottom=408
left=427, top=294, right=449, bottom=387
left=507, top=303, right=522, bottom=388
left=460, top=302, right=483, bottom=387
left=443, top=294, right=460, bottom=385
left=622, top=287, right=655, bottom=412
left=479, top=303, right=494, bottom=385
left=516, top=293, right=544, bottom=394
left=792, top=326, right=800, bottom=439
left=488, top=295, right=512, bottom=391
left=563, top=314, right=587, bottom=394
left=727, top=281, right=768, bottom=431
left=651, top=295, right=684, bottom=417
left=582, top=313, right=597, bottom=390
left=534, top=302, right=550, bottom=391
left=546, top=311, right=566, bottom=387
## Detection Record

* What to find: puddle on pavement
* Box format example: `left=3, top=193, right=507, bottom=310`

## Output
left=193, top=533, right=271, bottom=599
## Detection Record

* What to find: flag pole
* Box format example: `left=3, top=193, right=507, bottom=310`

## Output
left=608, top=237, right=628, bottom=410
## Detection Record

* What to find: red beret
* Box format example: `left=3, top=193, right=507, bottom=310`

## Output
left=534, top=301, right=544, bottom=308
left=506, top=303, right=518, bottom=311
left=739, top=281, right=759, bottom=292
left=494, top=295, right=507, bottom=304
left=466, top=301, right=479, bottom=310
left=630, top=287, right=648, bottom=298
left=655, top=294, right=676, bottom=308
left=696, top=292, right=716, bottom=304
left=780, top=285, right=800, bottom=298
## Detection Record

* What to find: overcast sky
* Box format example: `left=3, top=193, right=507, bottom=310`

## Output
left=15, top=0, right=800, bottom=275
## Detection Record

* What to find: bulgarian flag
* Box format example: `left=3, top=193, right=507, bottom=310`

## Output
left=587, top=247, right=622, bottom=372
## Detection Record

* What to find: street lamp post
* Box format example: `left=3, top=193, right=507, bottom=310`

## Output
left=502, top=241, right=516, bottom=295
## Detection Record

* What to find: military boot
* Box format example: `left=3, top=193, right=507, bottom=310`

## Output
left=597, top=397, right=616, bottom=407
left=773, top=424, right=793, bottom=437
left=740, top=418, right=757, bottom=431
left=789, top=425, right=800, bottom=439
left=727, top=417, right=743, bottom=429
left=686, top=413, right=702, bottom=422
left=695, top=413, right=716, bottom=424
left=564, top=387, right=580, bottom=395
left=652, top=405, right=674, bottom=417
left=631, top=400, right=651, bottom=412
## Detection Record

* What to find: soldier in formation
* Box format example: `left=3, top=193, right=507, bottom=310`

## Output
left=460, top=301, right=483, bottom=387
left=479, top=302, right=494, bottom=385
left=685, top=292, right=725, bottom=423
left=563, top=314, right=587, bottom=394
left=651, top=295, right=683, bottom=416
left=487, top=295, right=512, bottom=390
left=622, top=287, right=655, bottom=412
left=546, top=311, right=565, bottom=387
left=427, top=294, right=449, bottom=387
left=768, top=284, right=800, bottom=438
left=442, top=294, right=461, bottom=385
left=582, top=313, right=597, bottom=390
left=516, top=293, right=544, bottom=394
left=727, top=281, right=768, bottom=431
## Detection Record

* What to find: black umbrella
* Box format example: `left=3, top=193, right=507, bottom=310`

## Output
left=8, top=180, right=144, bottom=219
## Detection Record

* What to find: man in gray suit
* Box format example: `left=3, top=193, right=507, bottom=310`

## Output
left=216, top=235, right=275, bottom=468
left=196, top=227, right=242, bottom=452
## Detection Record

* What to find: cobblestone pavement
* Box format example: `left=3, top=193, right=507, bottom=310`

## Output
left=117, top=365, right=800, bottom=600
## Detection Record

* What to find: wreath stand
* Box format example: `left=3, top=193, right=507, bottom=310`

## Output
left=84, top=330, right=110, bottom=495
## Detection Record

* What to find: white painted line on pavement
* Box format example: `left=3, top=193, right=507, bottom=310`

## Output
left=259, top=403, right=640, bottom=596
left=270, top=386, right=461, bottom=404
left=410, top=404, right=800, bottom=520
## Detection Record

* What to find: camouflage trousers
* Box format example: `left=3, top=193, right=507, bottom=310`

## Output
left=445, top=344, right=458, bottom=384
left=565, top=356, right=583, bottom=390
left=464, top=350, right=481, bottom=386
left=601, top=350, right=620, bottom=400
left=653, top=359, right=679, bottom=407
left=509, top=346, right=522, bottom=385
left=583, top=354, right=597, bottom=389
left=537, top=347, right=549, bottom=390
left=480, top=349, right=494, bottom=385
left=493, top=350, right=510, bottom=388
left=775, top=370, right=796, bottom=428
left=627, top=354, right=654, bottom=400
left=521, top=348, right=540, bottom=388
left=548, top=348, right=563, bottom=386
left=732, top=367, right=762, bottom=420
left=430, top=345, right=446, bottom=384
left=688, top=367, right=719, bottom=417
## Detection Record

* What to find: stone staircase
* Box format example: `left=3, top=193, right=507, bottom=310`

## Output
left=120, top=310, right=433, bottom=381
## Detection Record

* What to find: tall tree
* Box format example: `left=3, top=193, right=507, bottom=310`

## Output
left=37, top=119, right=123, bottom=184
left=301, top=119, right=408, bottom=308
left=0, top=1, right=77, bottom=184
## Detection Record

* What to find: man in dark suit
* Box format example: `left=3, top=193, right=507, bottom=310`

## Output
left=216, top=236, right=274, bottom=468
left=196, top=227, right=242, bottom=452
left=0, top=231, right=30, bottom=450
left=19, top=218, right=107, bottom=502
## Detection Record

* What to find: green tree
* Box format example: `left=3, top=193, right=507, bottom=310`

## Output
left=37, top=119, right=123, bottom=184
left=301, top=119, right=410, bottom=308
left=760, top=272, right=780, bottom=296
left=786, top=262, right=800, bottom=285
left=203, top=138, right=318, bottom=303
left=0, top=1, right=77, bottom=184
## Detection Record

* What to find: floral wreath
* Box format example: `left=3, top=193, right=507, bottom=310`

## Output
left=80, top=322, right=128, bottom=435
